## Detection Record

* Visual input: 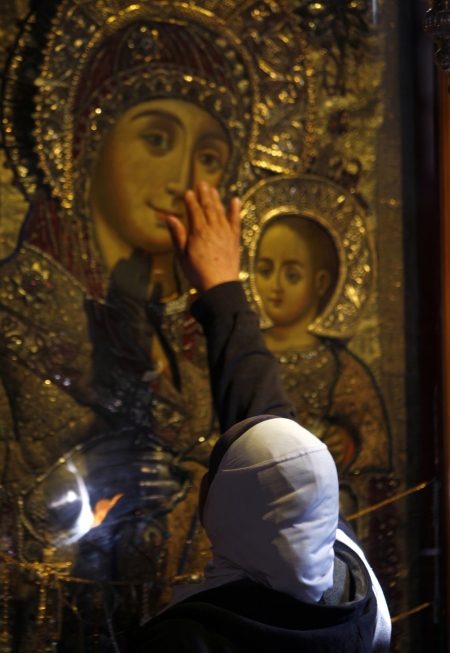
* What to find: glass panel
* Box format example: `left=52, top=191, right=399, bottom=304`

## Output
left=0, top=1, right=437, bottom=651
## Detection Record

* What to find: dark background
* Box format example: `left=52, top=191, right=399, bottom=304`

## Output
left=400, top=0, right=447, bottom=650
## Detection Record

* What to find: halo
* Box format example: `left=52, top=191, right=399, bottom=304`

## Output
left=240, top=175, right=376, bottom=338
left=1, top=0, right=314, bottom=208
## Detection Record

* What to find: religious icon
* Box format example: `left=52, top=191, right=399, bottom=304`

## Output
left=0, top=0, right=314, bottom=648
left=241, top=175, right=392, bottom=511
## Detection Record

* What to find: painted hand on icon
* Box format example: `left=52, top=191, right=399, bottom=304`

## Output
left=322, top=423, right=355, bottom=472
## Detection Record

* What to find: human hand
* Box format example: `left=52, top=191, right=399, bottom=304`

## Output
left=165, top=181, right=241, bottom=292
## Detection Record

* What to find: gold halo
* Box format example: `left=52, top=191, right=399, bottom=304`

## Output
left=240, top=175, right=376, bottom=338
left=2, top=0, right=314, bottom=207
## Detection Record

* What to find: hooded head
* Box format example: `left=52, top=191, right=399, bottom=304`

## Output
left=200, top=416, right=339, bottom=604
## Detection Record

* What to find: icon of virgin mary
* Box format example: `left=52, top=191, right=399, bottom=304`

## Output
left=0, top=0, right=312, bottom=649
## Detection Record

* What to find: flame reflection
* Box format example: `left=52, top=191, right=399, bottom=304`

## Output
left=54, top=459, right=124, bottom=546
left=91, top=493, right=124, bottom=528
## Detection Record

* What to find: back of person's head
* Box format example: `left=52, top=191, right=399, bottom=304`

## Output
left=203, top=416, right=339, bottom=603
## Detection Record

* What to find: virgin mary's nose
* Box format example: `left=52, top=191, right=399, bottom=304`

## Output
left=165, top=149, right=192, bottom=198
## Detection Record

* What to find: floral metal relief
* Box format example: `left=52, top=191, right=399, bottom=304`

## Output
left=0, top=0, right=408, bottom=651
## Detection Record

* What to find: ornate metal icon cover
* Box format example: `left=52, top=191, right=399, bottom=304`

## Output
left=0, top=1, right=319, bottom=651
left=0, top=0, right=412, bottom=650
left=3, top=0, right=314, bottom=210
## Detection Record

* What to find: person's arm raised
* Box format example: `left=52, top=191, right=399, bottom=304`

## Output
left=165, top=182, right=295, bottom=432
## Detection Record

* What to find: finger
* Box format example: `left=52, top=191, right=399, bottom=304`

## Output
left=185, top=189, right=206, bottom=231
left=229, top=196, right=242, bottom=236
left=165, top=215, right=187, bottom=258
left=197, top=182, right=216, bottom=225
left=211, top=187, right=227, bottom=224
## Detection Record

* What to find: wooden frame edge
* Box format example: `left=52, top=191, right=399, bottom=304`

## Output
left=439, top=68, right=450, bottom=640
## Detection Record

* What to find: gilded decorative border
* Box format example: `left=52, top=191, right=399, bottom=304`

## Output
left=240, top=174, right=376, bottom=338
left=2, top=0, right=314, bottom=207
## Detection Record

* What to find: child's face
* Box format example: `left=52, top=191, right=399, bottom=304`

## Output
left=255, top=222, right=327, bottom=327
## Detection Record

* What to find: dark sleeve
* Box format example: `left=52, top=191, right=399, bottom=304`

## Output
left=191, top=281, right=296, bottom=432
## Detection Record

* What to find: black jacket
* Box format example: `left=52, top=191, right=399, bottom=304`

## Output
left=134, top=534, right=377, bottom=653
left=132, top=282, right=389, bottom=653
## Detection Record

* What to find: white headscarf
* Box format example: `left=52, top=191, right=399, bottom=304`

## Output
left=167, top=417, right=338, bottom=607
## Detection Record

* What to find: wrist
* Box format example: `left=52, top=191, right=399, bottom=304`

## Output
left=200, top=273, right=240, bottom=293
left=191, top=281, right=249, bottom=325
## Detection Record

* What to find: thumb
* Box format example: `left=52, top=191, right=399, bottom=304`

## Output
left=165, top=215, right=187, bottom=258
left=229, top=196, right=241, bottom=237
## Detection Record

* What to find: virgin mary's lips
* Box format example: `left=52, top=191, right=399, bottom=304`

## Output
left=150, top=205, right=182, bottom=226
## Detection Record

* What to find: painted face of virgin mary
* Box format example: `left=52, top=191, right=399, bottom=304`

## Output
left=90, top=98, right=230, bottom=256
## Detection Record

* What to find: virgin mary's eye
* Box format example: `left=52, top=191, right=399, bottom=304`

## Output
left=197, top=150, right=223, bottom=173
left=142, top=130, right=171, bottom=154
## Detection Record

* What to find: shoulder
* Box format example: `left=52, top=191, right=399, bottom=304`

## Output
left=329, top=341, right=374, bottom=380
left=134, top=577, right=381, bottom=653
left=131, top=611, right=237, bottom=653
left=335, top=528, right=392, bottom=653
left=0, top=244, right=88, bottom=302
left=0, top=244, right=89, bottom=336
